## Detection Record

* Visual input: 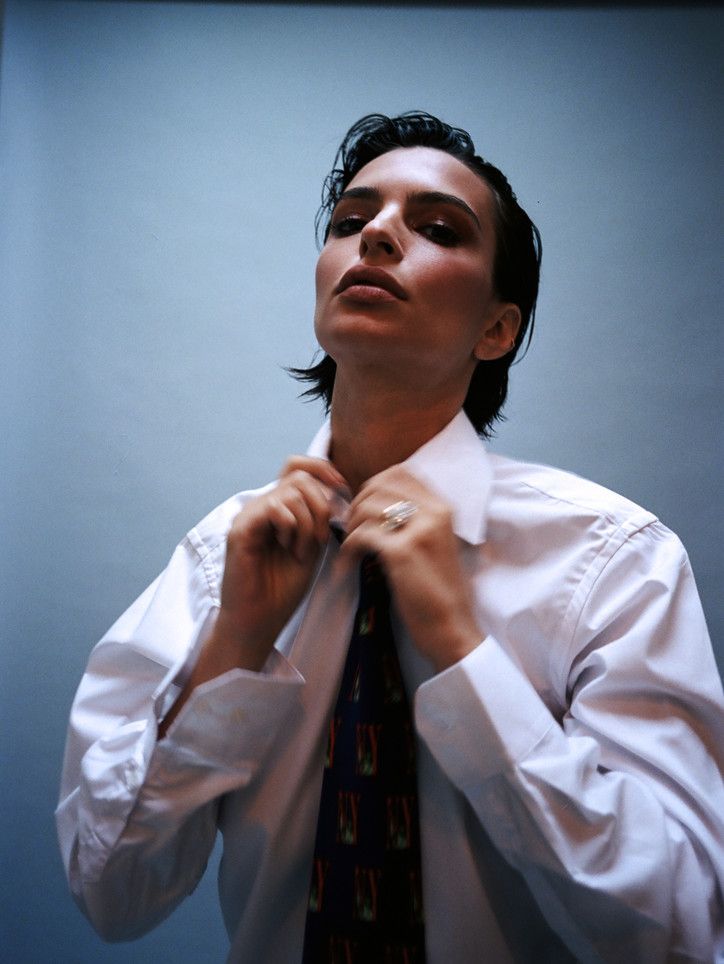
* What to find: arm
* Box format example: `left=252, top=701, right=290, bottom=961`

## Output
left=57, top=458, right=348, bottom=941
left=56, top=532, right=305, bottom=940
left=345, top=468, right=724, bottom=961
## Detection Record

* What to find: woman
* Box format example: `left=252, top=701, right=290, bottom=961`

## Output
left=57, top=112, right=723, bottom=962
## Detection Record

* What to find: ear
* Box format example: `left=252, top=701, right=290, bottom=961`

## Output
left=473, top=303, right=522, bottom=361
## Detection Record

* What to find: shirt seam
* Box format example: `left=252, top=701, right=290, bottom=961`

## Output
left=512, top=476, right=658, bottom=698
left=516, top=478, right=657, bottom=531
left=559, top=518, right=663, bottom=688
left=182, top=529, right=225, bottom=604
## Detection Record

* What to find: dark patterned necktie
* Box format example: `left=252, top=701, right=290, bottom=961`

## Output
left=302, top=553, right=426, bottom=964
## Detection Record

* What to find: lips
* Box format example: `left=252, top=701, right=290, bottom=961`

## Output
left=335, top=266, right=407, bottom=301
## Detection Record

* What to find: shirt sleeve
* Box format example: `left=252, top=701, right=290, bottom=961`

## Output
left=55, top=533, right=304, bottom=942
left=415, top=521, right=724, bottom=963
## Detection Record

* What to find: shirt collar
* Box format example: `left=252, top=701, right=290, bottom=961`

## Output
left=306, top=409, right=492, bottom=546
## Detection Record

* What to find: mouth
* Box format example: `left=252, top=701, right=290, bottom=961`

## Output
left=335, top=266, right=407, bottom=301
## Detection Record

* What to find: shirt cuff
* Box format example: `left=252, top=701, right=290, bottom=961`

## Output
left=159, top=650, right=305, bottom=768
left=414, top=635, right=554, bottom=789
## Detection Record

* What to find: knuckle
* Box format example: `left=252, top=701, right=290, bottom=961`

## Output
left=279, top=483, right=301, bottom=502
left=226, top=521, right=246, bottom=551
left=280, top=469, right=301, bottom=487
left=267, top=494, right=295, bottom=523
left=230, top=507, right=247, bottom=527
left=280, top=455, right=306, bottom=475
left=276, top=476, right=303, bottom=501
left=290, top=469, right=315, bottom=489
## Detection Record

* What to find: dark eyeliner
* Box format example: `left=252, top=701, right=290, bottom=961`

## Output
left=329, top=214, right=366, bottom=237
left=422, top=223, right=460, bottom=246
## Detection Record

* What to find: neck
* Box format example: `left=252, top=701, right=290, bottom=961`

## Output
left=328, top=369, right=464, bottom=494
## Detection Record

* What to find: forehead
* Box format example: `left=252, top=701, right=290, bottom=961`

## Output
left=345, top=146, right=495, bottom=220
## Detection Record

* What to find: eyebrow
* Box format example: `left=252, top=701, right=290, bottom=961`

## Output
left=337, top=186, right=482, bottom=230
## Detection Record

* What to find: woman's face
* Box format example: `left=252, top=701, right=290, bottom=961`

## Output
left=314, top=146, right=509, bottom=394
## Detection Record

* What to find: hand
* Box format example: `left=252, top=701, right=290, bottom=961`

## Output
left=341, top=467, right=484, bottom=672
left=214, top=456, right=349, bottom=667
left=159, top=457, right=348, bottom=737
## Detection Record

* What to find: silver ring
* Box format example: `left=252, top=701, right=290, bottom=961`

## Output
left=379, top=500, right=418, bottom=531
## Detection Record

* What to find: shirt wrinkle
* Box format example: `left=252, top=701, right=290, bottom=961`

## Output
left=57, top=412, right=724, bottom=964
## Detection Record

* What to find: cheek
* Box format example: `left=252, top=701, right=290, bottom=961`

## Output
left=425, top=261, right=489, bottom=317
left=314, top=245, right=344, bottom=305
left=313, top=254, right=329, bottom=317
left=313, top=250, right=337, bottom=341
left=314, top=252, right=327, bottom=298
left=455, top=256, right=494, bottom=308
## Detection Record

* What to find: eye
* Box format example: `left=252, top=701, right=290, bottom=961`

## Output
left=420, top=222, right=460, bottom=247
left=329, top=215, right=367, bottom=238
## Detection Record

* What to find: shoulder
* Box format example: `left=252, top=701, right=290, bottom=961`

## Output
left=137, top=481, right=280, bottom=612
left=487, top=452, right=658, bottom=535
left=478, top=455, right=706, bottom=703
left=481, top=453, right=684, bottom=597
left=181, top=481, right=278, bottom=563
left=93, top=481, right=279, bottom=667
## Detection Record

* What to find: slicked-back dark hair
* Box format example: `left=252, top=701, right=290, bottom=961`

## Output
left=290, top=111, right=542, bottom=437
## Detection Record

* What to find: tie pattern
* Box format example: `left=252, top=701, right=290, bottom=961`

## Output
left=302, top=555, right=425, bottom=963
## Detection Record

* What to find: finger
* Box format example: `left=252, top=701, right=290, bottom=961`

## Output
left=355, top=464, right=426, bottom=498
left=278, top=473, right=337, bottom=546
left=280, top=456, right=350, bottom=497
left=271, top=470, right=343, bottom=560
left=340, top=519, right=390, bottom=562
left=350, top=467, right=433, bottom=517
left=341, top=503, right=423, bottom=573
left=279, top=469, right=349, bottom=540
left=266, top=492, right=320, bottom=563
left=347, top=487, right=422, bottom=538
left=264, top=496, right=301, bottom=552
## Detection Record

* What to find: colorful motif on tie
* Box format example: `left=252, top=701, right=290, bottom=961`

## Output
left=302, top=554, right=426, bottom=962
left=355, top=723, right=382, bottom=776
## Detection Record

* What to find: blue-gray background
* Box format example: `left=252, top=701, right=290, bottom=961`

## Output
left=1, top=1, right=721, bottom=960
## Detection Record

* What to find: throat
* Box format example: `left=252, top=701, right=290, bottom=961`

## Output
left=329, top=398, right=459, bottom=493
left=325, top=363, right=469, bottom=489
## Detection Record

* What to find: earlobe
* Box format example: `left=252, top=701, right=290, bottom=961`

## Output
left=473, top=304, right=522, bottom=361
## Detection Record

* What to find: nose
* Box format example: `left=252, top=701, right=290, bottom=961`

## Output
left=359, top=208, right=402, bottom=261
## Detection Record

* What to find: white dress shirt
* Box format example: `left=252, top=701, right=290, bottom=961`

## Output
left=57, top=412, right=724, bottom=962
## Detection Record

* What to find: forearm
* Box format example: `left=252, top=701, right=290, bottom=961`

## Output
left=58, top=646, right=305, bottom=941
left=63, top=734, right=221, bottom=942
left=158, top=612, right=276, bottom=738
left=416, top=637, right=724, bottom=961
left=155, top=463, right=341, bottom=737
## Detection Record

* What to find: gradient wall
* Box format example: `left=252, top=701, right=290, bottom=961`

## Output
left=1, top=2, right=721, bottom=960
